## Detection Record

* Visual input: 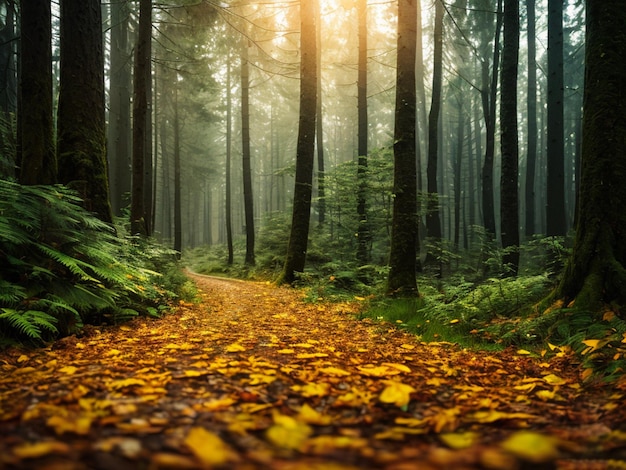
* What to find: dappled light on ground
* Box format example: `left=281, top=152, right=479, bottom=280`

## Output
left=1, top=273, right=625, bottom=469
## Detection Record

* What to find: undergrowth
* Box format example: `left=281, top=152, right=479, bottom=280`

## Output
left=0, top=180, right=193, bottom=346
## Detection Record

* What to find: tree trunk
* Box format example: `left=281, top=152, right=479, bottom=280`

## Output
left=19, top=0, right=55, bottom=185
left=481, top=0, right=503, bottom=237
left=556, top=0, right=626, bottom=308
left=131, top=0, right=151, bottom=235
left=356, top=0, right=370, bottom=265
left=315, top=0, right=325, bottom=227
left=57, top=0, right=112, bottom=223
left=546, top=0, right=566, bottom=237
left=279, top=0, right=317, bottom=285
left=425, top=0, right=443, bottom=246
left=108, top=0, right=132, bottom=217
left=173, top=84, right=181, bottom=258
left=226, top=58, right=234, bottom=265
left=499, top=0, right=520, bottom=275
left=241, top=39, right=255, bottom=266
left=387, top=0, right=418, bottom=296
left=525, top=0, right=537, bottom=238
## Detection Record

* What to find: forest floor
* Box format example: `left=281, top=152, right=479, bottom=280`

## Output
left=1, top=272, right=626, bottom=470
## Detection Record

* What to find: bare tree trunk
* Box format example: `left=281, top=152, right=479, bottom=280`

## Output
left=19, top=0, right=55, bottom=185
left=279, top=0, right=318, bottom=285
left=546, top=0, right=566, bottom=237
left=387, top=0, right=418, bottom=296
left=241, top=39, right=255, bottom=266
left=226, top=59, right=234, bottom=265
left=131, top=0, right=151, bottom=235
left=500, top=0, right=520, bottom=275
left=525, top=0, right=537, bottom=238
left=356, top=0, right=370, bottom=265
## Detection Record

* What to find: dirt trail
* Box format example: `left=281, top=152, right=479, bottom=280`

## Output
left=0, top=272, right=625, bottom=469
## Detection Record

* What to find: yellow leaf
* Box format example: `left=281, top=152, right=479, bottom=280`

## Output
left=468, top=410, right=536, bottom=423
left=225, top=343, right=246, bottom=352
left=395, top=417, right=428, bottom=428
left=296, top=352, right=329, bottom=359
left=184, top=427, right=234, bottom=467
left=46, top=415, right=92, bottom=435
left=266, top=412, right=312, bottom=450
left=440, top=432, right=478, bottom=449
left=201, top=397, right=236, bottom=411
left=318, top=366, right=351, bottom=376
left=277, top=349, right=295, bottom=354
left=109, top=378, right=146, bottom=390
left=501, top=431, right=560, bottom=462
left=59, top=366, right=78, bottom=375
left=383, top=362, right=412, bottom=373
left=379, top=380, right=415, bottom=408
left=13, top=441, right=70, bottom=459
left=581, top=338, right=609, bottom=354
left=291, top=382, right=330, bottom=397
left=542, top=373, right=566, bottom=385
left=449, top=319, right=460, bottom=324
left=516, top=349, right=532, bottom=355
left=17, top=354, right=29, bottom=363
left=357, top=365, right=400, bottom=377
left=400, top=344, right=415, bottom=350
left=298, top=403, right=332, bottom=425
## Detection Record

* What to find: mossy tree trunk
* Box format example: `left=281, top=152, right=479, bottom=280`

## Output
left=387, top=0, right=418, bottom=297
left=19, top=0, right=55, bottom=185
left=279, top=0, right=317, bottom=285
left=241, top=39, right=255, bottom=266
left=57, top=0, right=112, bottom=223
left=556, top=0, right=626, bottom=309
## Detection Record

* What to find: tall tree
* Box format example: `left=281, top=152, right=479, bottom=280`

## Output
left=108, top=0, right=132, bottom=217
left=278, top=0, right=318, bottom=285
left=315, top=0, right=325, bottom=226
left=57, top=0, right=112, bottom=223
left=556, top=0, right=626, bottom=309
left=356, top=0, right=369, bottom=265
left=546, top=0, right=566, bottom=237
left=425, top=0, right=444, bottom=255
left=18, top=0, right=55, bottom=185
left=499, top=0, right=520, bottom=274
left=525, top=0, right=537, bottom=237
left=241, top=39, right=255, bottom=266
left=387, top=0, right=418, bottom=296
left=480, top=0, right=503, bottom=236
left=131, top=0, right=151, bottom=235
left=225, top=58, right=234, bottom=265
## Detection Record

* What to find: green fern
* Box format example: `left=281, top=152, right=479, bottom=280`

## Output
left=0, top=309, right=59, bottom=340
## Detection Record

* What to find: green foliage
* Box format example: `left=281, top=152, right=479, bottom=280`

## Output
left=0, top=180, right=180, bottom=345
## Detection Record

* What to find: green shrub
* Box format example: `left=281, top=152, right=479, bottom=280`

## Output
left=0, top=180, right=176, bottom=345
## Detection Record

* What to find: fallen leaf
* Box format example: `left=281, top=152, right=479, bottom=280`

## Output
left=500, top=431, right=560, bottom=462
left=184, top=427, right=235, bottom=467
left=266, top=412, right=312, bottom=449
left=379, top=380, right=415, bottom=408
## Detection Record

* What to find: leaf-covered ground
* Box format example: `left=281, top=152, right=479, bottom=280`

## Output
left=1, top=273, right=626, bottom=469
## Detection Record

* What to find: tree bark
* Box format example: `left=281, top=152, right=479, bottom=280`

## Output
left=525, top=0, right=537, bottom=238
left=108, top=0, right=132, bottom=217
left=499, top=0, right=520, bottom=275
left=356, top=0, right=370, bottom=265
left=279, top=0, right=317, bottom=285
left=556, top=0, right=626, bottom=308
left=226, top=58, right=234, bottom=265
left=57, top=0, right=112, bottom=223
left=425, top=0, right=443, bottom=246
left=387, top=0, right=418, bottom=296
left=481, top=0, right=503, bottom=237
left=19, top=0, right=55, bottom=185
left=546, top=0, right=566, bottom=237
left=131, top=0, right=151, bottom=235
left=241, top=39, right=255, bottom=266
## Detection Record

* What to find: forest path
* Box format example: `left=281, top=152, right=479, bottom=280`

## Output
left=1, top=272, right=625, bottom=469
